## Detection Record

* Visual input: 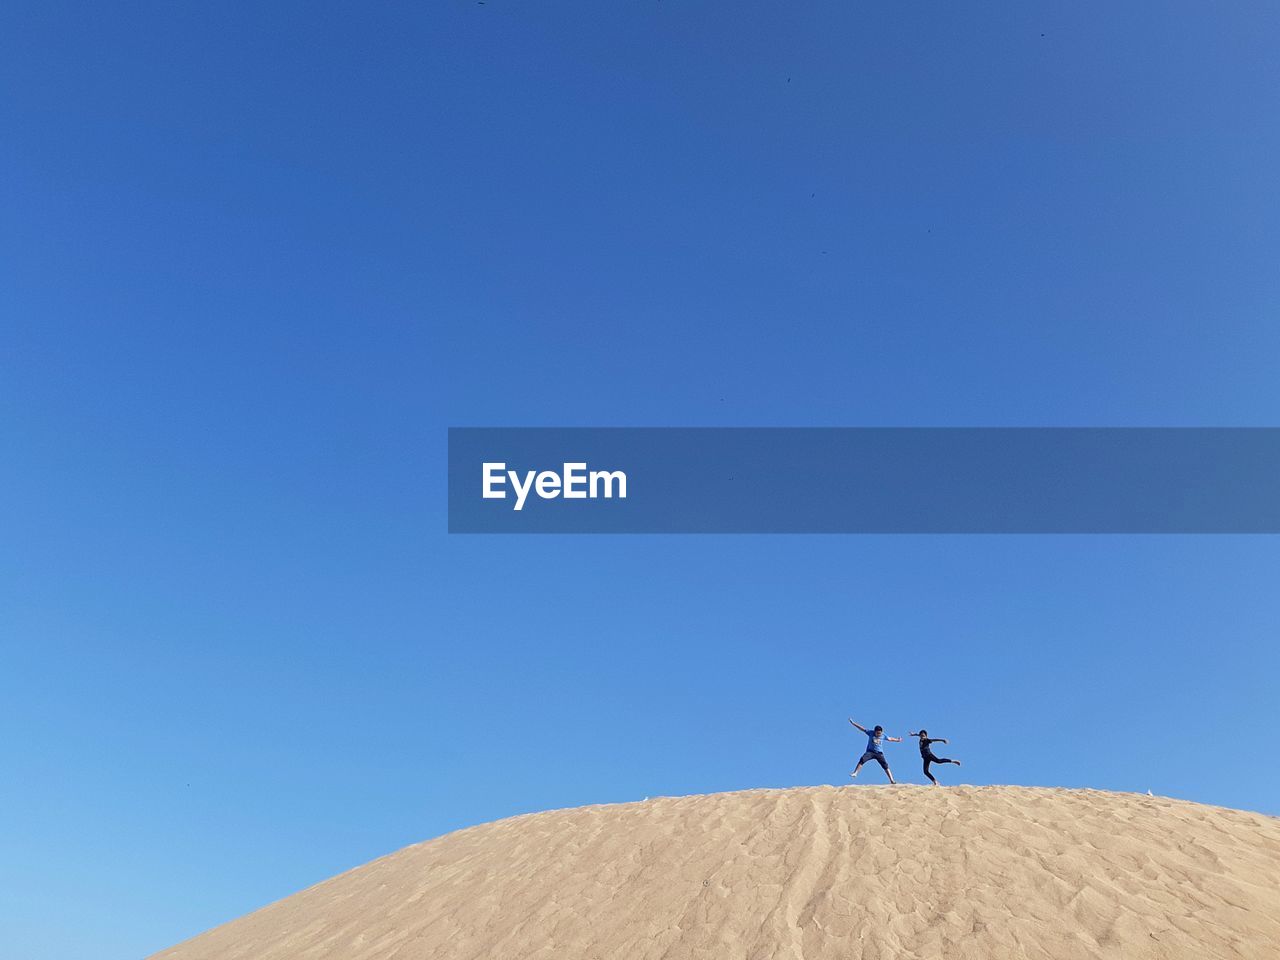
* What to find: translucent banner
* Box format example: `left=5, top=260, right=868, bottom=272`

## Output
left=447, top=428, right=1280, bottom=533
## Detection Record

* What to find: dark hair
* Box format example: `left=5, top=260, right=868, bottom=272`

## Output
left=918, top=729, right=927, bottom=737
left=873, top=725, right=884, bottom=733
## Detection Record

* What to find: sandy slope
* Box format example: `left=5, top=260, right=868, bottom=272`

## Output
left=151, top=786, right=1280, bottom=960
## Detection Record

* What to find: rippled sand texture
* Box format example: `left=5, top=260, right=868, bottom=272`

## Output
left=152, top=786, right=1280, bottom=960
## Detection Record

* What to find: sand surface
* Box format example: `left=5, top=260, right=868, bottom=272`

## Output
left=151, top=785, right=1280, bottom=959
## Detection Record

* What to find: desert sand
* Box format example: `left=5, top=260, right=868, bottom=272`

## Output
left=151, top=785, right=1280, bottom=960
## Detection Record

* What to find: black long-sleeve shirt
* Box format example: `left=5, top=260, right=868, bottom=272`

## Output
left=915, top=735, right=943, bottom=756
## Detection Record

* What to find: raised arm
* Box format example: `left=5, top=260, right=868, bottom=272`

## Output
left=848, top=718, right=867, bottom=733
left=907, top=731, right=920, bottom=738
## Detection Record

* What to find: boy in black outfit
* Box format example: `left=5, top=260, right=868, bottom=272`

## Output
left=908, top=729, right=961, bottom=785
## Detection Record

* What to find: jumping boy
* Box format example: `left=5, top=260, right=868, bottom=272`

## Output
left=848, top=718, right=901, bottom=783
left=908, top=728, right=961, bottom=785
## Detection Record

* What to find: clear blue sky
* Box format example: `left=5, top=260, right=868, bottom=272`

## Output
left=3, top=3, right=1279, bottom=958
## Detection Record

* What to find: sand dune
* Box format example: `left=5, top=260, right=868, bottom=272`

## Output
left=151, top=785, right=1280, bottom=959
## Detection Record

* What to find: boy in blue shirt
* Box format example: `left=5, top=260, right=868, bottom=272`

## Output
left=848, top=718, right=901, bottom=783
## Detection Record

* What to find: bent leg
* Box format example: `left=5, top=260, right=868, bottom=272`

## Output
left=851, top=750, right=874, bottom=778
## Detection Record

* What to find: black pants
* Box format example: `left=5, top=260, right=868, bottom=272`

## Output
left=922, top=753, right=956, bottom=784
left=857, top=750, right=889, bottom=772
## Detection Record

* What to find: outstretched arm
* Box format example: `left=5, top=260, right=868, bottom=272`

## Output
left=887, top=736, right=903, bottom=743
left=848, top=718, right=867, bottom=733
left=907, top=731, right=920, bottom=738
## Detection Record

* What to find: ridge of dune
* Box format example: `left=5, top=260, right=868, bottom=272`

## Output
left=151, top=785, right=1280, bottom=960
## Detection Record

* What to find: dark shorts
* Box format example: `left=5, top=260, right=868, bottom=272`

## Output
left=858, top=750, right=889, bottom=770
